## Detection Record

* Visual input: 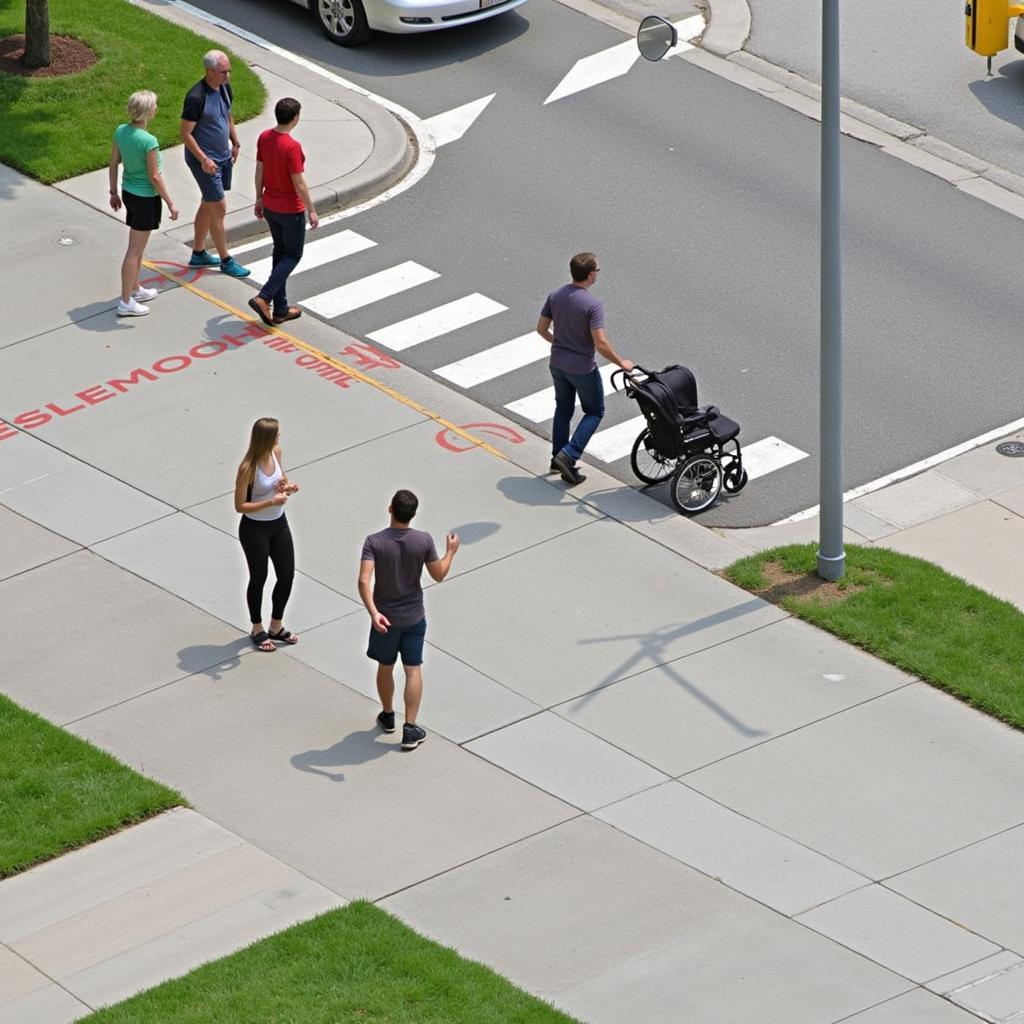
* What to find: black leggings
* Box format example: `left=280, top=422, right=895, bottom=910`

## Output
left=238, top=513, right=295, bottom=624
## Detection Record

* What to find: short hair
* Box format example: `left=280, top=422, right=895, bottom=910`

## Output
left=203, top=49, right=227, bottom=70
left=126, top=90, right=157, bottom=123
left=391, top=489, right=419, bottom=524
left=275, top=97, right=301, bottom=125
left=569, top=252, right=598, bottom=282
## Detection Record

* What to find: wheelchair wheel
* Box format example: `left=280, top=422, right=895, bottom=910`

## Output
left=671, top=455, right=722, bottom=515
left=723, top=464, right=749, bottom=494
left=630, top=430, right=676, bottom=484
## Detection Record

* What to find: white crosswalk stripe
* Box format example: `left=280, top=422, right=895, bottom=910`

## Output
left=587, top=415, right=646, bottom=462
left=304, top=261, right=439, bottom=318
left=247, top=230, right=376, bottom=284
left=742, top=436, right=809, bottom=479
left=367, top=294, right=507, bottom=351
left=504, top=364, right=620, bottom=422
left=435, top=332, right=550, bottom=387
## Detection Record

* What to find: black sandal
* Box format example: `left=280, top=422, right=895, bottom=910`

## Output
left=251, top=630, right=276, bottom=652
left=268, top=628, right=298, bottom=645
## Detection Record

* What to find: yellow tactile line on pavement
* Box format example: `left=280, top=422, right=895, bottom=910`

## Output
left=145, top=260, right=507, bottom=461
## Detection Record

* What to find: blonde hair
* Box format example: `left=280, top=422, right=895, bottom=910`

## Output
left=126, top=90, right=157, bottom=124
left=241, top=417, right=280, bottom=488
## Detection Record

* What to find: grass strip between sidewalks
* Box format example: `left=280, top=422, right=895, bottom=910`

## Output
left=0, top=0, right=264, bottom=182
left=83, top=901, right=582, bottom=1023
left=0, top=693, right=183, bottom=878
left=724, top=543, right=1024, bottom=730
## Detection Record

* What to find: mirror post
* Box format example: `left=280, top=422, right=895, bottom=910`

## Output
left=818, top=0, right=845, bottom=581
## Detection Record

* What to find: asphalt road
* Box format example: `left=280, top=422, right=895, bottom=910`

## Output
left=746, top=0, right=1024, bottom=181
left=191, top=0, right=1024, bottom=526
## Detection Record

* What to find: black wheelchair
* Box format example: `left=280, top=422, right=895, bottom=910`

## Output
left=611, top=365, right=748, bottom=514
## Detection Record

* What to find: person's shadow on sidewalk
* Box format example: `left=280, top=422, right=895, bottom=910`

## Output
left=176, top=638, right=250, bottom=681
left=291, top=728, right=392, bottom=782
left=571, top=600, right=769, bottom=739
left=66, top=301, right=137, bottom=332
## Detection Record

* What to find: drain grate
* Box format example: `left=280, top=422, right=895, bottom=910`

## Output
left=995, top=440, right=1024, bottom=457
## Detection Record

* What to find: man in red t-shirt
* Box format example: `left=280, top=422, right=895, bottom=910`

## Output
left=248, top=97, right=320, bottom=327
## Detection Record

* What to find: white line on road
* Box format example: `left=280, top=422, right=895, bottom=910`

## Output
left=775, top=415, right=1024, bottom=525
left=303, top=262, right=439, bottom=318
left=367, top=294, right=507, bottom=350
left=504, top=364, right=620, bottom=422
left=424, top=94, right=495, bottom=148
left=245, top=230, right=377, bottom=283
left=742, top=436, right=809, bottom=480
left=588, top=415, right=646, bottom=462
left=544, top=15, right=703, bottom=104
left=434, top=333, right=550, bottom=387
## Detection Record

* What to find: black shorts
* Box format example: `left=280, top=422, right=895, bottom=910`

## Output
left=123, top=190, right=162, bottom=231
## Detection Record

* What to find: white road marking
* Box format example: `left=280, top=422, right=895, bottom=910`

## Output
left=544, top=15, right=704, bottom=105
left=504, top=364, right=619, bottom=421
left=303, top=262, right=439, bottom=318
left=588, top=416, right=646, bottom=462
left=366, top=294, right=507, bottom=350
left=246, top=230, right=376, bottom=282
left=742, top=436, right=809, bottom=480
left=775, top=415, right=1024, bottom=525
left=424, top=94, right=495, bottom=148
left=435, top=333, right=550, bottom=387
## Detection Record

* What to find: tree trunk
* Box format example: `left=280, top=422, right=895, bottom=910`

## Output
left=23, top=0, right=51, bottom=69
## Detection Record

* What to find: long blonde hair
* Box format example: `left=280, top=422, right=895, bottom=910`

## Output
left=241, top=417, right=279, bottom=488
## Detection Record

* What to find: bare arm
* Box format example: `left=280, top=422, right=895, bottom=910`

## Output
left=358, top=559, right=389, bottom=632
left=425, top=533, right=461, bottom=582
left=536, top=315, right=554, bottom=344
left=253, top=160, right=264, bottom=218
left=145, top=148, right=178, bottom=220
left=228, top=112, right=240, bottom=163
left=108, top=141, right=122, bottom=212
left=592, top=328, right=634, bottom=370
left=290, top=171, right=319, bottom=229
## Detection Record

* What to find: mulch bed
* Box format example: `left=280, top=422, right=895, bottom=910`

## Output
left=0, top=34, right=97, bottom=78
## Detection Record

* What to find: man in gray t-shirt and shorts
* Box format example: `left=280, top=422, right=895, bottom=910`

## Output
left=358, top=489, right=460, bottom=750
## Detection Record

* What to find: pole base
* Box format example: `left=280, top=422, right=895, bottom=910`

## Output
left=816, top=549, right=846, bottom=581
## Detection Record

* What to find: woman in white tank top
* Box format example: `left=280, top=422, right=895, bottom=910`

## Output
left=233, top=416, right=300, bottom=651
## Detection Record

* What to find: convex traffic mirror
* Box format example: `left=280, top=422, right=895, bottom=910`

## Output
left=637, top=15, right=677, bottom=61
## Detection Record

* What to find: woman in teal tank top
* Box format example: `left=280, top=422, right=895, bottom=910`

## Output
left=107, top=90, right=179, bottom=317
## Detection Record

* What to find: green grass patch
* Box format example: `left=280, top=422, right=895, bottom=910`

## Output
left=724, top=543, right=1024, bottom=729
left=83, top=901, right=581, bottom=1023
left=0, top=0, right=265, bottom=182
left=0, top=693, right=183, bottom=877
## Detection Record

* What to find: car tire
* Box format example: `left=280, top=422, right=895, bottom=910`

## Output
left=314, top=0, right=372, bottom=46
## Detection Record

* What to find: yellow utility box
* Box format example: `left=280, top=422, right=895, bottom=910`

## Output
left=965, top=0, right=1009, bottom=57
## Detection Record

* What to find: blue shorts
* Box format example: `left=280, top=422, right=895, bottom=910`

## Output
left=185, top=151, right=232, bottom=202
left=367, top=617, right=426, bottom=667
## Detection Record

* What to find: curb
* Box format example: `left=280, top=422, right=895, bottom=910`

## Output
left=700, top=0, right=750, bottom=55
left=130, top=0, right=418, bottom=245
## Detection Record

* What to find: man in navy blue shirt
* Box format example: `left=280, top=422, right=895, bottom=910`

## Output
left=179, top=50, right=250, bottom=277
left=537, top=252, right=634, bottom=485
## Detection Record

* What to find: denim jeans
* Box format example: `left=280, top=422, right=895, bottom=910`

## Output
left=259, top=209, right=306, bottom=315
left=551, top=365, right=605, bottom=463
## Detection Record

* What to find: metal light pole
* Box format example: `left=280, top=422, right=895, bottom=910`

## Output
left=818, top=0, right=845, bottom=580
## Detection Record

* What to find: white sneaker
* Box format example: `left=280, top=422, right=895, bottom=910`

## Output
left=116, top=298, right=150, bottom=317
left=132, top=286, right=158, bottom=302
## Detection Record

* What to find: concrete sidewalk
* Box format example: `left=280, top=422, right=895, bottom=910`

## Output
left=3, top=12, right=1024, bottom=1020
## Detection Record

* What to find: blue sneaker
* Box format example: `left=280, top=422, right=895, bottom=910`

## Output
left=220, top=256, right=251, bottom=279
left=188, top=250, right=221, bottom=268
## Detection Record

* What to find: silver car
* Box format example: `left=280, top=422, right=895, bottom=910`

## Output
left=293, top=0, right=528, bottom=46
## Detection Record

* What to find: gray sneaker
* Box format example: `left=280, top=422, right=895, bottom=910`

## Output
left=220, top=256, right=251, bottom=278
left=401, top=723, right=426, bottom=750
left=553, top=450, right=586, bottom=485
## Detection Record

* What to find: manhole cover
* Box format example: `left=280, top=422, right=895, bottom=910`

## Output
left=996, top=441, right=1024, bottom=457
